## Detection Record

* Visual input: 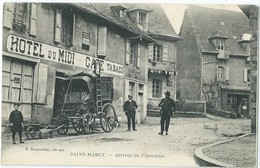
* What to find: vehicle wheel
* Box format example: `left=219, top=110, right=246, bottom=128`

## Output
left=100, top=103, right=117, bottom=133
left=56, top=113, right=69, bottom=135
left=26, top=126, right=36, bottom=139
left=72, top=118, right=84, bottom=133
left=83, top=113, right=95, bottom=134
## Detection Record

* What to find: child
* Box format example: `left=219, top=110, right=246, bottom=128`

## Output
left=9, top=103, right=24, bottom=144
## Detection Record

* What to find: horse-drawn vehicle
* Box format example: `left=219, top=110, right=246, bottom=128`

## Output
left=25, top=72, right=117, bottom=139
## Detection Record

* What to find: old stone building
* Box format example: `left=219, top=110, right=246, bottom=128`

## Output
left=2, top=3, right=180, bottom=124
left=2, top=3, right=158, bottom=124
left=177, top=5, right=251, bottom=117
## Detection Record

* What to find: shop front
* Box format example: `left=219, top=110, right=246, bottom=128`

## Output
left=221, top=86, right=250, bottom=118
left=3, top=34, right=124, bottom=124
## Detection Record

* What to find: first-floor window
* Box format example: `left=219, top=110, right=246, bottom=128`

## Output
left=217, top=66, right=225, bottom=80
left=153, top=44, right=162, bottom=62
left=130, top=42, right=137, bottom=65
left=152, top=79, right=162, bottom=98
left=13, top=3, right=27, bottom=32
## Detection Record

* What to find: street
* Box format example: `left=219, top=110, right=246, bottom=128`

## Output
left=2, top=116, right=251, bottom=167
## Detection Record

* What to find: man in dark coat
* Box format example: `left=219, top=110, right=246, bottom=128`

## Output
left=123, top=95, right=138, bottom=131
left=9, top=103, right=24, bottom=144
left=158, top=91, right=176, bottom=135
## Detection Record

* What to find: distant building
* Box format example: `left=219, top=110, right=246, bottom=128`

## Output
left=177, top=5, right=251, bottom=117
left=126, top=4, right=181, bottom=112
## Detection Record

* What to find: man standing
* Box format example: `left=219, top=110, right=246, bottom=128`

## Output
left=158, top=91, right=176, bottom=135
left=9, top=103, right=24, bottom=144
left=123, top=95, right=138, bottom=131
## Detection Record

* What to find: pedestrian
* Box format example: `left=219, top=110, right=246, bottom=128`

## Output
left=123, top=95, right=138, bottom=131
left=158, top=91, right=176, bottom=135
left=9, top=103, right=24, bottom=144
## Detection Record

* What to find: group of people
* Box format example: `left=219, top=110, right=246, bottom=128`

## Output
left=8, top=91, right=175, bottom=144
left=123, top=91, right=176, bottom=135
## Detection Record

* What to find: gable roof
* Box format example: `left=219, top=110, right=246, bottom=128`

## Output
left=124, top=4, right=181, bottom=41
left=70, top=3, right=155, bottom=42
left=146, top=4, right=181, bottom=40
left=183, top=5, right=250, bottom=56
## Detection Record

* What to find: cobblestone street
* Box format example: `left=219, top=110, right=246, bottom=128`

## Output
left=1, top=116, right=251, bottom=167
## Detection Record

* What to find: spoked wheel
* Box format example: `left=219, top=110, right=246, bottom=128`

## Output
left=100, top=103, right=117, bottom=133
left=83, top=113, right=95, bottom=134
left=56, top=113, right=69, bottom=135
left=26, top=126, right=37, bottom=139
left=72, top=118, right=84, bottom=133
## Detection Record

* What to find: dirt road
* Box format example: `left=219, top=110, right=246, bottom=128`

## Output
left=1, top=116, right=251, bottom=167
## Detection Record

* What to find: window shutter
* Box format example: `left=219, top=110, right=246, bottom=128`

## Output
left=29, top=3, right=37, bottom=36
left=71, top=13, right=76, bottom=46
left=148, top=44, right=153, bottom=60
left=147, top=80, right=152, bottom=98
left=136, top=44, right=141, bottom=68
left=97, top=26, right=107, bottom=57
left=144, top=13, right=148, bottom=31
left=136, top=11, right=139, bottom=24
left=54, top=9, right=62, bottom=43
left=3, top=3, right=13, bottom=29
left=216, top=66, right=219, bottom=80
left=163, top=46, right=168, bottom=61
left=124, top=80, right=129, bottom=101
left=225, top=66, right=229, bottom=80
left=244, top=68, right=248, bottom=82
left=125, top=40, right=130, bottom=65
left=37, top=63, right=48, bottom=104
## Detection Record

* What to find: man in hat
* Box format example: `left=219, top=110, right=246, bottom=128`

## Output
left=123, top=95, right=138, bottom=131
left=158, top=91, right=176, bottom=135
left=9, top=103, right=24, bottom=144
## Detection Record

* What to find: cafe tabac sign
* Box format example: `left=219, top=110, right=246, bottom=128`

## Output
left=6, top=34, right=124, bottom=77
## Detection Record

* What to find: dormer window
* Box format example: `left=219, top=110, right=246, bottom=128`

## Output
left=111, top=5, right=127, bottom=18
left=238, top=33, right=252, bottom=56
left=137, top=11, right=148, bottom=31
left=216, top=39, right=225, bottom=50
left=208, top=31, right=229, bottom=59
left=119, top=10, right=124, bottom=18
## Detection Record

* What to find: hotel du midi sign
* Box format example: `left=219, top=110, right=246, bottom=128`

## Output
left=6, top=34, right=124, bottom=76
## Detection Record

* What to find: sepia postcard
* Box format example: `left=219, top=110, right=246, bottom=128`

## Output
left=1, top=1, right=259, bottom=167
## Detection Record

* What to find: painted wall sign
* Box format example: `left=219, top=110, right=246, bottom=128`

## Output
left=6, top=34, right=124, bottom=76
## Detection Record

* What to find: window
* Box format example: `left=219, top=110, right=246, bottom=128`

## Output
left=54, top=9, right=74, bottom=46
left=130, top=42, right=138, bottom=65
left=247, top=69, right=250, bottom=82
left=152, top=79, right=162, bottom=98
left=129, top=82, right=135, bottom=97
left=138, top=12, right=146, bottom=26
left=137, top=12, right=148, bottom=31
left=216, top=39, right=225, bottom=50
left=119, top=10, right=124, bottom=18
left=153, top=45, right=162, bottom=61
left=12, top=3, right=27, bottom=32
left=217, top=66, right=225, bottom=80
left=61, top=11, right=73, bottom=46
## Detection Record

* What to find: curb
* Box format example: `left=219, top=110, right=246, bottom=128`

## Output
left=195, top=133, right=253, bottom=167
